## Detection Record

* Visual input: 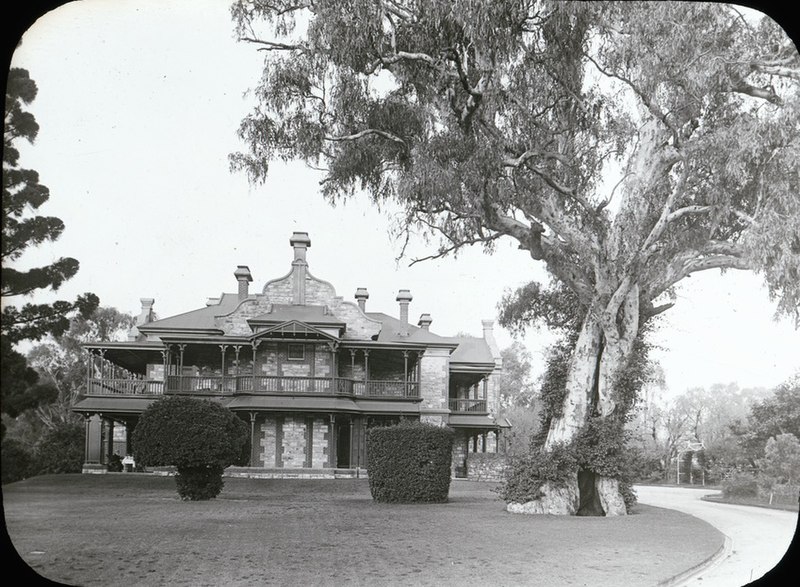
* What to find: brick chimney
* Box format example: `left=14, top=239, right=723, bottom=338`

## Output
left=482, top=319, right=503, bottom=367
left=127, top=298, right=155, bottom=340
left=290, top=232, right=311, bottom=305
left=234, top=266, right=253, bottom=300
left=417, top=313, right=432, bottom=331
left=137, top=298, right=155, bottom=325
left=355, top=287, right=369, bottom=312
left=396, top=289, right=413, bottom=336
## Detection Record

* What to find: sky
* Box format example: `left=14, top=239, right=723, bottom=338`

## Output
left=6, top=0, right=799, bottom=397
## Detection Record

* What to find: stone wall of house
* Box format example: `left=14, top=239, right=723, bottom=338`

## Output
left=281, top=416, right=307, bottom=468
left=216, top=298, right=272, bottom=336
left=485, top=373, right=498, bottom=414
left=303, top=271, right=337, bottom=305
left=218, top=266, right=383, bottom=341
left=329, top=299, right=382, bottom=340
left=252, top=342, right=336, bottom=379
left=311, top=418, right=329, bottom=468
left=254, top=414, right=332, bottom=469
left=258, top=415, right=278, bottom=467
left=419, top=348, right=449, bottom=411
left=262, top=270, right=295, bottom=303
left=278, top=346, right=312, bottom=377
left=338, top=361, right=366, bottom=380
left=466, top=453, right=508, bottom=482
left=314, top=345, right=333, bottom=378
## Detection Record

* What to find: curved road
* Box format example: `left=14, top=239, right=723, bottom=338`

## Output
left=634, top=486, right=797, bottom=586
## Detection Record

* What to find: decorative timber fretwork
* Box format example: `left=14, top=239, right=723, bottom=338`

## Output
left=250, top=320, right=339, bottom=342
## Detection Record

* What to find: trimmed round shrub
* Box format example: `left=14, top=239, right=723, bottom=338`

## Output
left=175, top=465, right=225, bottom=500
left=1, top=438, right=34, bottom=483
left=132, top=397, right=249, bottom=500
left=34, top=422, right=84, bottom=474
left=366, top=421, right=454, bottom=503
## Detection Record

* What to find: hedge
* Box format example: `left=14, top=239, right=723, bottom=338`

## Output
left=366, top=421, right=454, bottom=503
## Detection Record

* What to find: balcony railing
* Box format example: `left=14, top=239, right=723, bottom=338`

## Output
left=449, top=398, right=488, bottom=413
left=87, top=376, right=419, bottom=399
left=87, top=379, right=164, bottom=396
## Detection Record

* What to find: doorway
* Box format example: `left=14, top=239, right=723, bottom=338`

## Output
left=336, top=420, right=351, bottom=468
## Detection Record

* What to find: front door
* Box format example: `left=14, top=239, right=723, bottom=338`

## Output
left=336, top=420, right=351, bottom=468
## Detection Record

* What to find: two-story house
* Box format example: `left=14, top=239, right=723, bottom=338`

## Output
left=73, top=232, right=509, bottom=478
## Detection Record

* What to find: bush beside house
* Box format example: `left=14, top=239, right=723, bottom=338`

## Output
left=34, top=422, right=84, bottom=475
left=366, top=421, right=454, bottom=503
left=132, top=397, right=249, bottom=500
left=1, top=438, right=34, bottom=483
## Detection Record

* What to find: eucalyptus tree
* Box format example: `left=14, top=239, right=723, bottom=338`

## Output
left=231, top=1, right=800, bottom=514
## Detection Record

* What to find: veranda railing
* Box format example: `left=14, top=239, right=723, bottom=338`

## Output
left=88, top=375, right=419, bottom=399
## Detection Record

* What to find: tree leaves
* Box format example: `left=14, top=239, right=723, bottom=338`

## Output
left=232, top=1, right=800, bottom=327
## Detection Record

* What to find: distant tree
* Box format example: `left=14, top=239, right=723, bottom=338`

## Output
left=132, top=397, right=249, bottom=500
left=0, top=337, right=55, bottom=419
left=233, top=1, right=800, bottom=513
left=732, top=375, right=800, bottom=464
left=760, top=433, right=800, bottom=486
left=496, top=341, right=536, bottom=409
left=26, top=306, right=134, bottom=429
left=2, top=67, right=98, bottom=417
left=494, top=342, right=538, bottom=455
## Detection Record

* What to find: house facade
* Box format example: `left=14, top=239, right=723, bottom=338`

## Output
left=74, top=232, right=509, bottom=478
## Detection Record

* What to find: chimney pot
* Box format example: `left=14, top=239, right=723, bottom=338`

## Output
left=290, top=232, right=311, bottom=263
left=418, top=313, right=432, bottom=331
left=355, top=287, right=369, bottom=312
left=234, top=265, right=253, bottom=300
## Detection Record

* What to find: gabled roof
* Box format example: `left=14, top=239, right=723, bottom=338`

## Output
left=137, top=293, right=241, bottom=333
left=249, top=304, right=345, bottom=329
left=447, top=335, right=496, bottom=366
left=367, top=312, right=495, bottom=367
left=251, top=320, right=339, bottom=341
left=365, top=312, right=455, bottom=346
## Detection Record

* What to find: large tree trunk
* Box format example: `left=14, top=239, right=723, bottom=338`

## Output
left=508, top=287, right=639, bottom=516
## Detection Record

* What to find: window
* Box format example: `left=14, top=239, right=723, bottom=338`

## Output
left=287, top=344, right=305, bottom=361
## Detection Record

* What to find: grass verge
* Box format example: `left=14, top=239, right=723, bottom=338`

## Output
left=3, top=474, right=724, bottom=586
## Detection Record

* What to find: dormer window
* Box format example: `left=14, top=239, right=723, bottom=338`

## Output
left=287, top=344, right=305, bottom=361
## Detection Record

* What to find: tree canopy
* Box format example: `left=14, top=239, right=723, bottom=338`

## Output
left=231, top=0, right=800, bottom=514
left=3, top=67, right=99, bottom=344
left=2, top=68, right=98, bottom=417
left=232, top=0, right=800, bottom=325
left=26, top=306, right=134, bottom=428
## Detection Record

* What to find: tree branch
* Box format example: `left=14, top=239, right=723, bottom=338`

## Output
left=324, top=128, right=407, bottom=147
left=238, top=37, right=307, bottom=52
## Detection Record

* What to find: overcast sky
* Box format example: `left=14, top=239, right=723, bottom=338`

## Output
left=7, top=0, right=799, bottom=396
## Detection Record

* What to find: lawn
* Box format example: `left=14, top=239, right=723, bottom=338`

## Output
left=3, top=474, right=723, bottom=587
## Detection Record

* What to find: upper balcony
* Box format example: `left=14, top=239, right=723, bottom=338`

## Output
left=86, top=375, right=419, bottom=400
left=448, top=398, right=488, bottom=414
